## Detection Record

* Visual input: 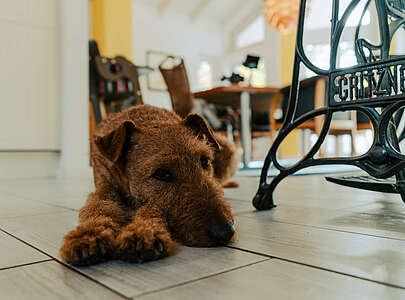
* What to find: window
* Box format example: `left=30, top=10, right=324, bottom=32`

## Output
left=305, top=0, right=370, bottom=30
left=338, top=41, right=357, bottom=68
left=303, top=0, right=372, bottom=77
left=235, top=16, right=265, bottom=49
left=303, top=42, right=358, bottom=77
left=197, top=61, right=213, bottom=90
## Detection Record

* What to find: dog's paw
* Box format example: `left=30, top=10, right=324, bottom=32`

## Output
left=60, top=224, right=115, bottom=266
left=116, top=225, right=177, bottom=263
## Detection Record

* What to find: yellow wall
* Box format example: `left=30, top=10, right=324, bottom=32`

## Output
left=281, top=31, right=296, bottom=87
left=279, top=31, right=300, bottom=158
left=390, top=37, right=396, bottom=55
left=90, top=0, right=133, bottom=60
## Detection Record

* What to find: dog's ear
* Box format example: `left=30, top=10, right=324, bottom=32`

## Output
left=94, top=120, right=136, bottom=162
left=183, top=114, right=220, bottom=149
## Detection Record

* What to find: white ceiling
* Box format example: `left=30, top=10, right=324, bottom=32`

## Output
left=133, top=0, right=264, bottom=32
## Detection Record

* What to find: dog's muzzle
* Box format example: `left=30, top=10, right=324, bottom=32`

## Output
left=208, top=221, right=235, bottom=244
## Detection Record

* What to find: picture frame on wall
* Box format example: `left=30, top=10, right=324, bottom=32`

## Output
left=146, top=50, right=174, bottom=91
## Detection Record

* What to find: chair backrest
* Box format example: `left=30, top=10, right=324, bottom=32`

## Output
left=89, top=40, right=143, bottom=123
left=279, top=76, right=324, bottom=122
left=94, top=56, right=143, bottom=105
left=159, top=57, right=194, bottom=118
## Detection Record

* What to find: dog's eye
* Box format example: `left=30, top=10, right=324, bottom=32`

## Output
left=153, top=168, right=174, bottom=182
left=200, top=156, right=209, bottom=169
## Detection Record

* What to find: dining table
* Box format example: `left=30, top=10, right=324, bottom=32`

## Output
left=193, top=85, right=280, bottom=169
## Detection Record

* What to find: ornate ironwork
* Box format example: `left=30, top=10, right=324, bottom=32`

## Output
left=253, top=0, right=405, bottom=210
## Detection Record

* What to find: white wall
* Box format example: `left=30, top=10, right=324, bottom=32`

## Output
left=0, top=0, right=60, bottom=150
left=221, top=0, right=383, bottom=88
left=221, top=25, right=282, bottom=87
left=58, top=0, right=91, bottom=178
left=0, top=0, right=90, bottom=179
left=0, top=0, right=62, bottom=178
left=132, top=1, right=225, bottom=109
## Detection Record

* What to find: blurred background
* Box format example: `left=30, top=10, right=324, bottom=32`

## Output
left=1, top=0, right=404, bottom=179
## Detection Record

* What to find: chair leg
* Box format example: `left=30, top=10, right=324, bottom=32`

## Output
left=300, top=129, right=311, bottom=155
left=350, top=132, right=357, bottom=156
left=226, top=122, right=233, bottom=141
left=335, top=135, right=340, bottom=156
left=318, top=136, right=325, bottom=158
left=270, top=128, right=278, bottom=143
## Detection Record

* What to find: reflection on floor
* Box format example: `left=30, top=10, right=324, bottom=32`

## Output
left=236, top=159, right=359, bottom=177
left=0, top=175, right=405, bottom=299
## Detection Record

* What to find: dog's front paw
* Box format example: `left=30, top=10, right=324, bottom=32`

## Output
left=116, top=224, right=177, bottom=263
left=60, top=223, right=116, bottom=266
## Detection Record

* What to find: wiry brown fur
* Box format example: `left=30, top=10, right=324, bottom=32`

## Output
left=60, top=105, right=238, bottom=266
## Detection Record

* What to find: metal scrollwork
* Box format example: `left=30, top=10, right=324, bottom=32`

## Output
left=253, top=0, right=405, bottom=210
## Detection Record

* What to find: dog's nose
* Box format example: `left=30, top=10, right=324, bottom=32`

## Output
left=208, top=221, right=235, bottom=243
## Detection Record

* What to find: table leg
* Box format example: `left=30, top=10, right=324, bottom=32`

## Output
left=240, top=91, right=252, bottom=168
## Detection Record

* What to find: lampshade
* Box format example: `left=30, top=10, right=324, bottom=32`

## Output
left=264, top=0, right=302, bottom=33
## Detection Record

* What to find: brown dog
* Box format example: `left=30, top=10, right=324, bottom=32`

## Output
left=60, top=104, right=238, bottom=266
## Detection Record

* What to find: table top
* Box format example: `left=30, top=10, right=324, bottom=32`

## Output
left=193, top=85, right=280, bottom=111
left=193, top=85, right=280, bottom=97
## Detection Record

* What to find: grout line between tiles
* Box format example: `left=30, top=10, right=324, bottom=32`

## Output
left=228, top=199, right=405, bottom=242
left=0, top=259, right=53, bottom=271
left=0, top=228, right=58, bottom=260
left=273, top=219, right=405, bottom=241
left=0, top=228, right=130, bottom=300
left=0, top=211, right=76, bottom=220
left=225, top=195, right=400, bottom=212
left=136, top=258, right=271, bottom=298
left=0, top=189, right=80, bottom=212
left=236, top=213, right=405, bottom=242
left=227, top=245, right=405, bottom=290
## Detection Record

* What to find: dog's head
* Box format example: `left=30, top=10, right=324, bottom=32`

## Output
left=94, top=112, right=235, bottom=246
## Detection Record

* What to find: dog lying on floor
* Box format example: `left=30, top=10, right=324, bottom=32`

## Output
left=60, top=104, right=238, bottom=266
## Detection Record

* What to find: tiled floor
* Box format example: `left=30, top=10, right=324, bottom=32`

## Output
left=1, top=174, right=405, bottom=299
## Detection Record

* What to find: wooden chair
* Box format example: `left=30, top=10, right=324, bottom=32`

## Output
left=159, top=56, right=236, bottom=139
left=89, top=40, right=143, bottom=125
left=89, top=40, right=144, bottom=157
left=158, top=56, right=193, bottom=118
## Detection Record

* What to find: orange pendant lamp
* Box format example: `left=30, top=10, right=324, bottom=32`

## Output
left=264, top=0, right=304, bottom=33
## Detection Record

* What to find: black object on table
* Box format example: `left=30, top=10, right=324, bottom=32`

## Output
left=221, top=73, right=244, bottom=84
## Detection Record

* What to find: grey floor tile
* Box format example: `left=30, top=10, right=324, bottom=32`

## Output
left=0, top=193, right=67, bottom=218
left=233, top=212, right=405, bottom=288
left=0, top=211, right=78, bottom=258
left=140, top=259, right=405, bottom=300
left=0, top=210, right=266, bottom=298
left=225, top=197, right=255, bottom=214
left=0, top=231, right=49, bottom=270
left=0, top=177, right=93, bottom=210
left=237, top=201, right=405, bottom=241
left=0, top=261, right=125, bottom=299
left=225, top=175, right=400, bottom=209
left=82, top=248, right=267, bottom=298
left=3, top=175, right=405, bottom=298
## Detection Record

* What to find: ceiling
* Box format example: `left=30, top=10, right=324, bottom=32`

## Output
left=133, top=0, right=264, bottom=32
